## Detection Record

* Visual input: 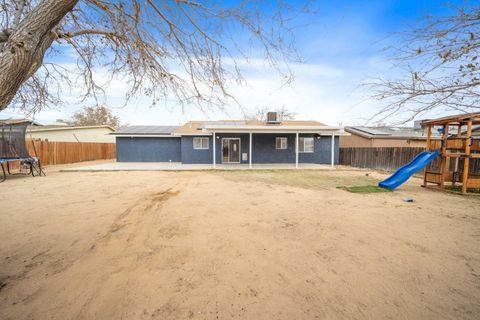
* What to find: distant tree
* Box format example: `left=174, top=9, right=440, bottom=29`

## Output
left=0, top=0, right=307, bottom=113
left=69, top=105, right=120, bottom=128
left=248, top=106, right=297, bottom=121
left=367, top=3, right=480, bottom=122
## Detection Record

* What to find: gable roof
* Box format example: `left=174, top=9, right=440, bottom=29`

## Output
left=346, top=126, right=441, bottom=140
left=113, top=125, right=179, bottom=136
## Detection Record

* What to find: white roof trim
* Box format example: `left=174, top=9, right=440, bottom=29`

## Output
left=172, top=132, right=212, bottom=136
left=200, top=125, right=349, bottom=135
left=318, top=132, right=351, bottom=136
left=115, top=135, right=180, bottom=138
left=202, top=124, right=342, bottom=131
left=118, top=132, right=350, bottom=137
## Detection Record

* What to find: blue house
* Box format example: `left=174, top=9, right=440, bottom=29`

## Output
left=113, top=113, right=348, bottom=168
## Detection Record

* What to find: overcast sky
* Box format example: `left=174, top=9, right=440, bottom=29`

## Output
left=2, top=0, right=467, bottom=126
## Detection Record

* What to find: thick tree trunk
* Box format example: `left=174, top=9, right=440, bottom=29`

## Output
left=0, top=0, right=78, bottom=111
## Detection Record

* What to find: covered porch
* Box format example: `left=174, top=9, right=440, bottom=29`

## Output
left=206, top=125, right=348, bottom=169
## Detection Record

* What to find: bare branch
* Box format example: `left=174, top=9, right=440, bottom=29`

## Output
left=366, top=3, right=480, bottom=124
left=58, top=29, right=117, bottom=39
left=1, top=0, right=307, bottom=114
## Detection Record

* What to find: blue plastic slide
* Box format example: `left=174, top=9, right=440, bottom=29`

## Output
left=378, top=151, right=441, bottom=190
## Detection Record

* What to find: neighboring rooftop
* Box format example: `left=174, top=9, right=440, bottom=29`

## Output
left=113, top=125, right=179, bottom=136
left=0, top=119, right=41, bottom=125
left=346, top=126, right=441, bottom=140
left=30, top=125, right=115, bottom=132
left=462, top=125, right=480, bottom=136
left=0, top=119, right=33, bottom=125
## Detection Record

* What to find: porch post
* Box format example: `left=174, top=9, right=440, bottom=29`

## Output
left=213, top=131, right=216, bottom=169
left=295, top=132, right=299, bottom=169
left=249, top=132, right=252, bottom=169
left=462, top=120, right=473, bottom=194
left=331, top=132, right=335, bottom=169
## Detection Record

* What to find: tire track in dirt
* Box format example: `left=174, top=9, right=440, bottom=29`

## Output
left=3, top=180, right=186, bottom=320
left=69, top=182, right=185, bottom=319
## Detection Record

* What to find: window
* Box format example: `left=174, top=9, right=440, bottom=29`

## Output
left=276, top=137, right=288, bottom=150
left=298, top=137, right=314, bottom=153
left=193, top=137, right=209, bottom=149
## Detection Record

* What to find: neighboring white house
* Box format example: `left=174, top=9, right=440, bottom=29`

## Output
left=29, top=125, right=115, bottom=143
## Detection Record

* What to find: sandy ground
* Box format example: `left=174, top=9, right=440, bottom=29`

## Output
left=0, top=165, right=479, bottom=320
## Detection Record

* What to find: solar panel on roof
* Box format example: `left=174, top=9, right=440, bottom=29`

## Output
left=202, top=121, right=246, bottom=126
left=353, top=127, right=391, bottom=136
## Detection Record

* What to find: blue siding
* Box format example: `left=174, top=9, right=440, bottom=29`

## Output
left=214, top=133, right=339, bottom=164
left=116, top=137, right=181, bottom=162
left=117, top=134, right=339, bottom=164
left=181, top=136, right=213, bottom=164
left=297, top=135, right=340, bottom=164
left=250, top=134, right=296, bottom=163
left=315, top=136, right=340, bottom=164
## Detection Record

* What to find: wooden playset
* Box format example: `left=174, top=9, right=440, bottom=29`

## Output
left=422, top=113, right=480, bottom=194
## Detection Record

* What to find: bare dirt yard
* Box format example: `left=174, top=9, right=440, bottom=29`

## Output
left=1, top=165, right=479, bottom=320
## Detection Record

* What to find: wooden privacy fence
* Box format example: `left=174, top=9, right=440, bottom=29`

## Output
left=340, top=147, right=425, bottom=171
left=26, top=140, right=116, bottom=165
left=340, top=147, right=480, bottom=174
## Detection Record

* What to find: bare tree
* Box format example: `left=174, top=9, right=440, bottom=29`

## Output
left=367, top=3, right=480, bottom=123
left=69, top=105, right=120, bottom=128
left=247, top=105, right=297, bottom=121
left=0, top=0, right=307, bottom=113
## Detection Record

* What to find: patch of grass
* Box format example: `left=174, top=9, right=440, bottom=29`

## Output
left=338, top=185, right=392, bottom=193
left=215, top=170, right=379, bottom=190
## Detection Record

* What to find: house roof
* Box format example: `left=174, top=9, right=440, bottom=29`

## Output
left=173, top=121, right=213, bottom=135
left=174, top=120, right=344, bottom=135
left=345, top=126, right=441, bottom=140
left=29, top=125, right=115, bottom=132
left=113, top=125, right=179, bottom=136
left=113, top=120, right=347, bottom=137
left=0, top=119, right=33, bottom=125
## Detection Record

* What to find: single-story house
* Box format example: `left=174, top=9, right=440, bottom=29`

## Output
left=29, top=125, right=115, bottom=143
left=113, top=114, right=348, bottom=168
left=340, top=125, right=441, bottom=148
